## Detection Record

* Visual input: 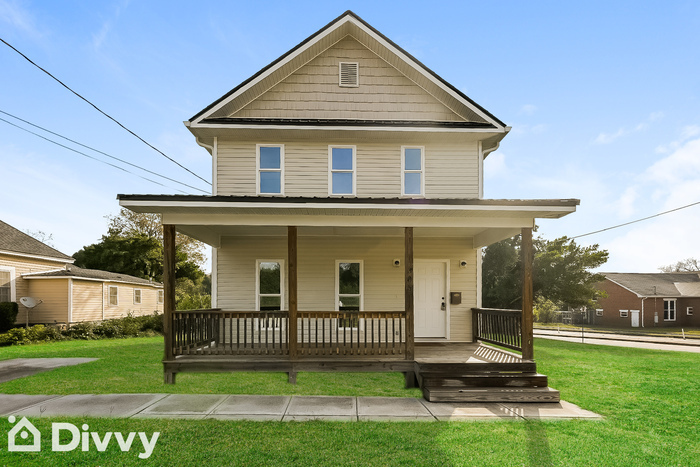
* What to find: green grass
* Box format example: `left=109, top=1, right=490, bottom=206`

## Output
left=1, top=337, right=699, bottom=466
left=535, top=323, right=700, bottom=338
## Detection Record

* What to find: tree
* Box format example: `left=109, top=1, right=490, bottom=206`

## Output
left=25, top=229, right=55, bottom=247
left=659, top=257, right=700, bottom=272
left=106, top=209, right=206, bottom=266
left=482, top=234, right=609, bottom=310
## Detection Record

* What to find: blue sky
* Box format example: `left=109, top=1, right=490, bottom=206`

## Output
left=1, top=0, right=699, bottom=273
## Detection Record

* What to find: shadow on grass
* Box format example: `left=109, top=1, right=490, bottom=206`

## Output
left=526, top=421, right=553, bottom=467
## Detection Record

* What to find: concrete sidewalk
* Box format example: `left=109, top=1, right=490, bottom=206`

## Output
left=534, top=329, right=700, bottom=353
left=0, top=393, right=602, bottom=421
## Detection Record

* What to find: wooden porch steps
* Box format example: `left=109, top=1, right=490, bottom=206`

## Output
left=416, top=361, right=560, bottom=403
left=423, top=386, right=560, bottom=403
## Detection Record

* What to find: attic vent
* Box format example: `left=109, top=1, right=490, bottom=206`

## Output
left=339, top=62, right=359, bottom=87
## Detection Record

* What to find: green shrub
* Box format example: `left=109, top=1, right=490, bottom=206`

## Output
left=0, top=302, right=19, bottom=332
left=66, top=322, right=97, bottom=340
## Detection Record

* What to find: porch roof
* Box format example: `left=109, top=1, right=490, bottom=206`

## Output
left=118, top=195, right=578, bottom=248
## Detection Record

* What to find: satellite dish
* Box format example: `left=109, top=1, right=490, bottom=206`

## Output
left=20, top=297, right=41, bottom=309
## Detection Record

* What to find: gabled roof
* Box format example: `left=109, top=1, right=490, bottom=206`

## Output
left=0, top=220, right=74, bottom=263
left=188, top=10, right=506, bottom=130
left=603, top=272, right=700, bottom=298
left=23, top=265, right=162, bottom=287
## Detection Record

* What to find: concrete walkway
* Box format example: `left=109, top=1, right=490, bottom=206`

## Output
left=534, top=329, right=700, bottom=353
left=0, top=393, right=602, bottom=421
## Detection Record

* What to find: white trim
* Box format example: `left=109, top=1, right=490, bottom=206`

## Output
left=109, top=286, right=119, bottom=306
left=476, top=250, right=482, bottom=309
left=133, top=288, right=143, bottom=305
left=415, top=259, right=450, bottom=340
left=190, top=14, right=504, bottom=129
left=596, top=309, right=603, bottom=316
left=619, top=310, right=629, bottom=318
left=0, top=266, right=16, bottom=302
left=212, top=137, right=218, bottom=195
left=102, top=282, right=105, bottom=320
left=687, top=306, right=694, bottom=316
left=335, top=259, right=364, bottom=329
left=211, top=247, right=218, bottom=308
left=256, top=144, right=285, bottom=195
left=401, top=146, right=425, bottom=197
left=67, top=278, right=73, bottom=323
left=0, top=249, right=73, bottom=264
left=328, top=145, right=357, bottom=196
left=478, top=141, right=484, bottom=199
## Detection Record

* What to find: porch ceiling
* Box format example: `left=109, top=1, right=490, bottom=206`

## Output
left=118, top=196, right=578, bottom=248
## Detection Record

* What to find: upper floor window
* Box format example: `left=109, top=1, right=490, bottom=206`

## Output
left=402, top=146, right=424, bottom=196
left=257, top=145, right=284, bottom=195
left=329, top=146, right=356, bottom=195
left=664, top=299, right=676, bottom=321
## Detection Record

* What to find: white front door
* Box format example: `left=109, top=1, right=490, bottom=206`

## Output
left=630, top=310, right=640, bottom=327
left=415, top=261, right=447, bottom=338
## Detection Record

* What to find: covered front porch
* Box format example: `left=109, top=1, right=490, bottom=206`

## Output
left=118, top=195, right=577, bottom=401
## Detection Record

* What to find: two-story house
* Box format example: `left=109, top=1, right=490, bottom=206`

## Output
left=119, top=11, right=578, bottom=401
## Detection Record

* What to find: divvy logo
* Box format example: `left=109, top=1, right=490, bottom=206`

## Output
left=6, top=416, right=160, bottom=459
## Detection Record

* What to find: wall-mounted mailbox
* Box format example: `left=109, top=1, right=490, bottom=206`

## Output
left=450, top=292, right=461, bottom=305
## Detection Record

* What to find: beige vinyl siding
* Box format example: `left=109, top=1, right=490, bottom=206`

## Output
left=217, top=140, right=479, bottom=198
left=72, top=280, right=103, bottom=322
left=0, top=253, right=69, bottom=324
left=103, top=283, right=162, bottom=320
left=26, top=279, right=69, bottom=324
left=232, top=36, right=464, bottom=122
left=217, top=235, right=477, bottom=341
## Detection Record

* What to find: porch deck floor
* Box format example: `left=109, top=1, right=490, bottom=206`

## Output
left=171, top=342, right=522, bottom=365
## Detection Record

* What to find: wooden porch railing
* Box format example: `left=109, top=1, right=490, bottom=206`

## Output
left=471, top=308, right=522, bottom=352
left=171, top=309, right=406, bottom=358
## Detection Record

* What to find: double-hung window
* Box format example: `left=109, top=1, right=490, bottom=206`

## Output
left=257, top=145, right=284, bottom=195
left=109, top=286, right=118, bottom=306
left=336, top=260, right=362, bottom=328
left=133, top=289, right=142, bottom=305
left=157, top=290, right=164, bottom=304
left=329, top=146, right=355, bottom=195
left=402, top=146, right=424, bottom=196
left=664, top=299, right=676, bottom=321
left=0, top=268, right=14, bottom=302
left=257, top=260, right=284, bottom=329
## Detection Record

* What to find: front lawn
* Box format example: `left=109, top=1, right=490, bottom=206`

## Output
left=1, top=337, right=698, bottom=466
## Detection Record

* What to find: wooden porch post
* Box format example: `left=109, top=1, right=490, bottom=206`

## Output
left=521, top=227, right=534, bottom=361
left=404, top=227, right=417, bottom=387
left=288, top=226, right=298, bottom=383
left=163, top=224, right=176, bottom=384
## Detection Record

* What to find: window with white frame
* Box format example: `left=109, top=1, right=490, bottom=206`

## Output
left=336, top=261, right=362, bottom=328
left=688, top=306, right=694, bottom=316
left=596, top=309, right=604, bottom=316
left=0, top=267, right=14, bottom=302
left=109, top=286, right=118, bottom=306
left=619, top=310, right=629, bottom=318
left=402, top=146, right=424, bottom=196
left=329, top=146, right=355, bottom=195
left=257, top=260, right=284, bottom=329
left=158, top=290, right=164, bottom=304
left=257, top=145, right=284, bottom=194
left=133, top=289, right=142, bottom=305
left=664, top=299, right=676, bottom=321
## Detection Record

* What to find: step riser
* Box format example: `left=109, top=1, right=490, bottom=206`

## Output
left=424, top=387, right=561, bottom=403
left=423, top=377, right=548, bottom=388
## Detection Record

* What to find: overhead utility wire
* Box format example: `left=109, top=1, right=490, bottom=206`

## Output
left=0, top=109, right=209, bottom=194
left=0, top=116, right=190, bottom=194
left=0, top=37, right=211, bottom=186
left=571, top=200, right=700, bottom=239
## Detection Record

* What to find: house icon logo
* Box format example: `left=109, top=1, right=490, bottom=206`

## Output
left=7, top=416, right=41, bottom=452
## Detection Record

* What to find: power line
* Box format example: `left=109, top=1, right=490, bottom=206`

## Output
left=0, top=109, right=209, bottom=194
left=0, top=115, right=191, bottom=194
left=572, top=200, right=700, bottom=239
left=0, top=36, right=211, bottom=186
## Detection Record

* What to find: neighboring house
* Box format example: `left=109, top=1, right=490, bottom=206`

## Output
left=0, top=220, right=163, bottom=325
left=595, top=273, right=700, bottom=328
left=119, top=11, right=578, bottom=400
